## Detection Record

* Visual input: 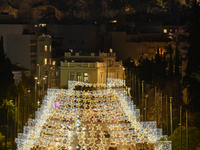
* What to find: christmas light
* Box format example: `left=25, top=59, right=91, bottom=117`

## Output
left=16, top=78, right=171, bottom=150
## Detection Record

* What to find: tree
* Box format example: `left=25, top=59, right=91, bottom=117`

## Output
left=184, top=0, right=200, bottom=111
left=168, top=126, right=200, bottom=150
left=137, top=57, right=154, bottom=84
left=0, top=132, right=12, bottom=150
left=0, top=36, right=14, bottom=102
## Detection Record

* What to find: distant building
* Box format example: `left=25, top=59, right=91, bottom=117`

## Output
left=60, top=52, right=124, bottom=87
left=0, top=24, right=37, bottom=74
left=36, top=34, right=54, bottom=89
left=11, top=64, right=31, bottom=85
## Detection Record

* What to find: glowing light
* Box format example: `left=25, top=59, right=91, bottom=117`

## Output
left=16, top=78, right=171, bottom=150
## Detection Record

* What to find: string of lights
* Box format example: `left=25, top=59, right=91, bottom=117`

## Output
left=15, top=78, right=171, bottom=150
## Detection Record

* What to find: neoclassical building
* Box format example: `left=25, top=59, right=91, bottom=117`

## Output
left=60, top=52, right=124, bottom=87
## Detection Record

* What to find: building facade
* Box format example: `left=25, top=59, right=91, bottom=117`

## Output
left=60, top=52, right=124, bottom=87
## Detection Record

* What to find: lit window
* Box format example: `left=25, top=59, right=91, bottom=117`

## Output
left=83, top=73, right=88, bottom=82
left=30, top=40, right=37, bottom=46
left=39, top=23, right=46, bottom=27
left=44, top=58, right=47, bottom=65
left=109, top=48, right=113, bottom=53
left=170, top=29, right=172, bottom=32
left=49, top=58, right=51, bottom=65
left=163, top=29, right=167, bottom=33
left=77, top=72, right=82, bottom=81
left=52, top=61, right=56, bottom=65
left=110, top=20, right=117, bottom=23
left=50, top=45, right=51, bottom=52
left=45, top=45, right=47, bottom=51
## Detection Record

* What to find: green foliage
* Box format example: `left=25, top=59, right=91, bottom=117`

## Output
left=0, top=99, right=16, bottom=127
left=137, top=57, right=154, bottom=84
left=158, top=137, right=167, bottom=141
left=168, top=126, right=200, bottom=150
left=0, top=132, right=12, bottom=150
left=184, top=0, right=200, bottom=111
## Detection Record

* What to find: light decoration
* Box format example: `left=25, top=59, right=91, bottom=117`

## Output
left=16, top=78, right=171, bottom=150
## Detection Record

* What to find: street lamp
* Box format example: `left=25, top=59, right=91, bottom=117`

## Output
left=38, top=101, right=40, bottom=108
left=43, top=77, right=46, bottom=96
left=27, top=89, right=30, bottom=122
left=34, top=77, right=38, bottom=118
left=123, top=67, right=125, bottom=87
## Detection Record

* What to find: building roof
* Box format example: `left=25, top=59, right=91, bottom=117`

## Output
left=11, top=64, right=30, bottom=72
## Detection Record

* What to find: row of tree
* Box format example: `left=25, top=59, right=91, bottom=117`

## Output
left=0, top=37, right=36, bottom=149
left=123, top=1, right=200, bottom=149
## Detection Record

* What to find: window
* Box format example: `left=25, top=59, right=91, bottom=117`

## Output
left=30, top=40, right=37, bottom=46
left=70, top=72, right=75, bottom=81
left=45, top=45, right=47, bottom=51
left=49, top=58, right=51, bottom=65
left=44, top=58, right=47, bottom=65
left=170, top=29, right=173, bottom=32
left=83, top=72, right=88, bottom=82
left=108, top=72, right=111, bottom=78
left=163, top=29, right=167, bottom=33
left=100, top=73, right=103, bottom=83
left=77, top=72, right=82, bottom=81
left=56, top=71, right=59, bottom=76
left=52, top=61, right=56, bottom=65
left=31, top=60, right=36, bottom=66
left=30, top=47, right=37, bottom=56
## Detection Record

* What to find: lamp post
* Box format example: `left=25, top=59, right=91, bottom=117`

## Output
left=27, top=89, right=30, bottom=122
left=145, top=95, right=148, bottom=121
left=5, top=104, right=8, bottom=150
left=155, top=86, right=158, bottom=127
left=180, top=105, right=182, bottom=150
left=142, top=81, right=144, bottom=121
left=166, top=95, right=168, bottom=136
left=123, top=68, right=125, bottom=88
left=42, top=77, right=46, bottom=96
left=34, top=77, right=38, bottom=118
left=161, top=91, right=163, bottom=131
left=5, top=100, right=12, bottom=150
left=170, top=97, right=173, bottom=149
